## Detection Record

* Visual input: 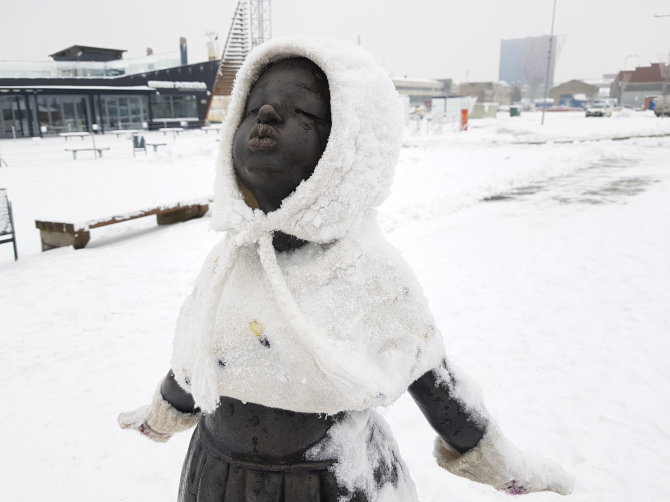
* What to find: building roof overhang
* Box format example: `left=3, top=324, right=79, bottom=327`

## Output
left=49, top=45, right=127, bottom=61
left=0, top=85, right=153, bottom=92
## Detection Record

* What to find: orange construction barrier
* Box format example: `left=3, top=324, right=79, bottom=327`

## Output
left=460, top=108, right=469, bottom=131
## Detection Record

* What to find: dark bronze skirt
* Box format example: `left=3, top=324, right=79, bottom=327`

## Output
left=177, top=397, right=368, bottom=502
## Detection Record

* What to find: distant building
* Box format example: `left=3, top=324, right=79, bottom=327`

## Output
left=611, top=63, right=670, bottom=108
left=49, top=45, right=126, bottom=62
left=584, top=74, right=616, bottom=99
left=458, top=81, right=513, bottom=105
left=391, top=78, right=452, bottom=106
left=499, top=35, right=560, bottom=99
left=549, top=80, right=599, bottom=104
left=0, top=44, right=219, bottom=138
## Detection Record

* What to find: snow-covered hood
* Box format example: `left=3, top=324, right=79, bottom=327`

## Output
left=212, top=36, right=404, bottom=243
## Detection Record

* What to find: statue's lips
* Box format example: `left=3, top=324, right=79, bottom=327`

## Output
left=248, top=124, right=278, bottom=151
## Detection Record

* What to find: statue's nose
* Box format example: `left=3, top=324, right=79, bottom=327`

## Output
left=257, top=104, right=283, bottom=124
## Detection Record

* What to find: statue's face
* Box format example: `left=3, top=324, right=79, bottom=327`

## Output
left=232, top=58, right=331, bottom=208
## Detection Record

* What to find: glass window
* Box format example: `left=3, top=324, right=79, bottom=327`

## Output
left=150, top=94, right=198, bottom=120
left=36, top=95, right=89, bottom=134
left=100, top=95, right=148, bottom=130
left=1, top=96, right=15, bottom=137
left=150, top=95, right=172, bottom=119
left=172, top=95, right=197, bottom=118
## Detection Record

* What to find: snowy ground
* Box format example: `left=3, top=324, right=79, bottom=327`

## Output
left=1, top=111, right=669, bottom=501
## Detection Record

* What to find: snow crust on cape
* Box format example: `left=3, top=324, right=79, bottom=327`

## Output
left=171, top=215, right=445, bottom=414
left=211, top=36, right=404, bottom=243
left=170, top=37, right=445, bottom=414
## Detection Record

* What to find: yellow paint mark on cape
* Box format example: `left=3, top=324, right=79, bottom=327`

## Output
left=249, top=320, right=265, bottom=337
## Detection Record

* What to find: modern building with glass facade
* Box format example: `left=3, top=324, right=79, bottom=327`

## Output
left=499, top=35, right=559, bottom=99
left=0, top=45, right=220, bottom=138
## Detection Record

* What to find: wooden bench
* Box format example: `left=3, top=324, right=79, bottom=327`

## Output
left=35, top=200, right=209, bottom=251
left=65, top=147, right=111, bottom=159
left=60, top=132, right=91, bottom=141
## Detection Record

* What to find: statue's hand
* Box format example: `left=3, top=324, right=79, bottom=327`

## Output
left=118, top=387, right=200, bottom=443
left=434, top=425, right=574, bottom=496
left=118, top=405, right=173, bottom=443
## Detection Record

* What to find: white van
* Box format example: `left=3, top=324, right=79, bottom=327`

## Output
left=653, top=96, right=670, bottom=117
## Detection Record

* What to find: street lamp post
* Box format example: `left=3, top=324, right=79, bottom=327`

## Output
left=660, top=63, right=670, bottom=99
left=653, top=14, right=670, bottom=97
left=541, top=0, right=558, bottom=126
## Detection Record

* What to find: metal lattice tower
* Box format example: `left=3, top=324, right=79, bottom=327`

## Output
left=211, top=0, right=272, bottom=99
left=250, top=0, right=272, bottom=49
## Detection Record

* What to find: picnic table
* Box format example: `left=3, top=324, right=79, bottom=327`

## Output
left=158, top=127, right=185, bottom=137
left=110, top=129, right=139, bottom=138
left=60, top=132, right=91, bottom=141
left=146, top=141, right=167, bottom=152
left=65, top=147, right=110, bottom=159
left=35, top=200, right=210, bottom=251
left=201, top=125, right=222, bottom=134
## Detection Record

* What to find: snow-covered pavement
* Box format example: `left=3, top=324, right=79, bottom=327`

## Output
left=384, top=134, right=670, bottom=502
left=1, top=111, right=669, bottom=501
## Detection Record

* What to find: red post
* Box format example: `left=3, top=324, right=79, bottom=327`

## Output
left=460, top=108, right=469, bottom=131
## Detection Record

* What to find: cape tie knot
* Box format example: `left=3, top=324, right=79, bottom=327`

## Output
left=232, top=225, right=273, bottom=248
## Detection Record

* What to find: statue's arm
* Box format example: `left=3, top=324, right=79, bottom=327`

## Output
left=408, top=362, right=486, bottom=453
left=160, top=370, right=199, bottom=413
left=117, top=370, right=199, bottom=442
left=409, top=359, right=574, bottom=495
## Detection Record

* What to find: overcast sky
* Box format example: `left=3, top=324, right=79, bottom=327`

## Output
left=2, top=0, right=669, bottom=83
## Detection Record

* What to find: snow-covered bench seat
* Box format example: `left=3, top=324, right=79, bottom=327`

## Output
left=146, top=141, right=168, bottom=152
left=65, top=147, right=111, bottom=159
left=60, top=132, right=90, bottom=141
left=201, top=125, right=222, bottom=134
left=34, top=200, right=209, bottom=251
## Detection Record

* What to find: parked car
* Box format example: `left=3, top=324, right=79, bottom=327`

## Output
left=585, top=101, right=613, bottom=117
left=653, top=96, right=670, bottom=117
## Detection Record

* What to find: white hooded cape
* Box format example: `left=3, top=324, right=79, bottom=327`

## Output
left=170, top=36, right=445, bottom=416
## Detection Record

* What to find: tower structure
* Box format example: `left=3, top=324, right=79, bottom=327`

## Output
left=250, top=0, right=272, bottom=49
left=210, top=0, right=272, bottom=102
left=499, top=35, right=563, bottom=100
